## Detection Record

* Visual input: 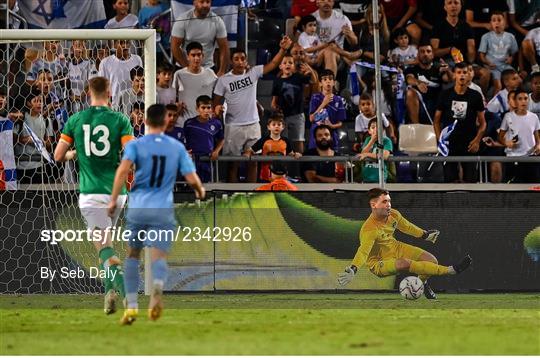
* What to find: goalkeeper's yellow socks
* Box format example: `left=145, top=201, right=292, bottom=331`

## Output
left=409, top=261, right=450, bottom=276
left=99, top=247, right=125, bottom=298
left=124, top=257, right=140, bottom=309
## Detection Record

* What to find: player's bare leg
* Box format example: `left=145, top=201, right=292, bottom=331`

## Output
left=148, top=247, right=167, bottom=321
left=417, top=251, right=438, bottom=300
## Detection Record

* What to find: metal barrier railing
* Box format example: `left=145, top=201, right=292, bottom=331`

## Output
left=198, top=155, right=540, bottom=184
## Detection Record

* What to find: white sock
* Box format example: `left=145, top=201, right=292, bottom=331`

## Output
left=448, top=266, right=456, bottom=275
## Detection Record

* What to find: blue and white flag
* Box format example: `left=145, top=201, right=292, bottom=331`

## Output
left=18, top=0, right=107, bottom=29
left=0, top=119, right=17, bottom=190
left=438, top=120, right=457, bottom=157
left=23, top=122, right=53, bottom=164
left=171, top=0, right=241, bottom=46
left=349, top=61, right=399, bottom=105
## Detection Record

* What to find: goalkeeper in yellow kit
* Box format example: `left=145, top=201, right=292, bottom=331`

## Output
left=337, top=188, right=472, bottom=299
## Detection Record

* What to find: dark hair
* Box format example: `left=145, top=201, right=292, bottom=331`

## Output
left=130, top=65, right=144, bottom=80
left=157, top=62, right=174, bottom=74
left=368, top=117, right=378, bottom=128
left=165, top=103, right=178, bottom=112
left=196, top=95, right=212, bottom=107
left=359, top=93, right=373, bottom=102
left=391, top=27, right=410, bottom=43
left=490, top=10, right=505, bottom=19
left=130, top=101, right=144, bottom=113
left=532, top=71, right=540, bottom=80
left=453, top=61, right=468, bottom=71
left=186, top=41, right=203, bottom=54
left=367, top=187, right=389, bottom=202
left=146, top=103, right=166, bottom=127
left=314, top=124, right=332, bottom=136
left=267, top=111, right=284, bottom=124
left=319, top=69, right=335, bottom=81
left=231, top=48, right=246, bottom=59
left=501, top=68, right=518, bottom=84
left=270, top=160, right=287, bottom=175
left=298, top=15, right=317, bottom=31
left=514, top=87, right=529, bottom=98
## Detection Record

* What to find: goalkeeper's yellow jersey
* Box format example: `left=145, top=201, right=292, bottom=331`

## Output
left=351, top=209, right=424, bottom=268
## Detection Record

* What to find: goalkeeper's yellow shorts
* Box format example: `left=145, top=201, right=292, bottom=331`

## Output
left=368, top=242, right=426, bottom=277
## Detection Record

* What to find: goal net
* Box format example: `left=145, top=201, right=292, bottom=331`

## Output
left=0, top=29, right=156, bottom=294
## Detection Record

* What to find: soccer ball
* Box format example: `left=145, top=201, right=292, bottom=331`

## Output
left=399, top=276, right=424, bottom=300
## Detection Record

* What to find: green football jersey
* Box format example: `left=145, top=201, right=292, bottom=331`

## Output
left=61, top=106, right=134, bottom=194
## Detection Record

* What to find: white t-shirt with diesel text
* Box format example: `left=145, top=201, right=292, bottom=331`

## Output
left=214, top=65, right=264, bottom=126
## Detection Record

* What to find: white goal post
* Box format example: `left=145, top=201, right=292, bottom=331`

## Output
left=0, top=29, right=156, bottom=295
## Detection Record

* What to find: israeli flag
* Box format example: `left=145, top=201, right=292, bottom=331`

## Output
left=23, top=122, right=53, bottom=164
left=18, top=0, right=107, bottom=29
left=438, top=120, right=457, bottom=157
left=0, top=119, right=17, bottom=190
left=349, top=61, right=399, bottom=105
left=171, top=0, right=241, bottom=46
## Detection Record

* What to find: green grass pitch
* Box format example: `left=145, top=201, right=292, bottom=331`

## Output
left=1, top=293, right=538, bottom=355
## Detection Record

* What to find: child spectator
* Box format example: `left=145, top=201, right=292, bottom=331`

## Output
left=308, top=69, right=346, bottom=151
left=138, top=0, right=168, bottom=29
left=498, top=88, right=540, bottom=183
left=256, top=161, right=298, bottom=191
left=105, top=0, right=139, bottom=29
left=164, top=103, right=184, bottom=143
left=183, top=95, right=224, bottom=183
left=244, top=112, right=299, bottom=183
left=271, top=54, right=316, bottom=154
left=26, top=40, right=68, bottom=93
left=487, top=68, right=522, bottom=115
left=173, top=41, right=217, bottom=127
left=357, top=118, right=393, bottom=183
left=389, top=27, right=418, bottom=69
left=528, top=72, right=540, bottom=119
left=478, top=12, right=519, bottom=94
left=354, top=93, right=395, bottom=149
left=98, top=40, right=142, bottom=108
left=213, top=36, right=293, bottom=183
left=130, top=101, right=145, bottom=138
left=34, top=69, right=68, bottom=139
left=117, top=66, right=145, bottom=116
left=156, top=62, right=176, bottom=105
left=13, top=90, right=54, bottom=183
left=68, top=40, right=97, bottom=114
left=297, top=15, right=329, bottom=67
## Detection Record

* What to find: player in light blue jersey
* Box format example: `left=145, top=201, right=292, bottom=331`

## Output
left=108, top=104, right=205, bottom=325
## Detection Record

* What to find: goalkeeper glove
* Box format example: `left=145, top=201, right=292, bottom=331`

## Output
left=422, top=229, right=440, bottom=243
left=337, top=265, right=357, bottom=286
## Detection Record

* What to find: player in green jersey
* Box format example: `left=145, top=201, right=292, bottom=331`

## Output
left=54, top=76, right=135, bottom=314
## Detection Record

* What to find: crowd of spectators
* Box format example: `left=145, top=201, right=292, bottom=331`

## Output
left=1, top=0, right=539, bottom=188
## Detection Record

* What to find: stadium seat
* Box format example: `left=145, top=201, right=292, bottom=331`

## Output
left=398, top=124, right=438, bottom=155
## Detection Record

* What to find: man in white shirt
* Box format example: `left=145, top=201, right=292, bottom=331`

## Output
left=213, top=36, right=293, bottom=182
left=171, top=0, right=230, bottom=76
left=98, top=40, right=142, bottom=108
left=312, top=0, right=357, bottom=77
left=172, top=41, right=217, bottom=126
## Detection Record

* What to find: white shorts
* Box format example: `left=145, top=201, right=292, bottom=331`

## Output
left=79, top=194, right=127, bottom=230
left=223, top=122, right=261, bottom=156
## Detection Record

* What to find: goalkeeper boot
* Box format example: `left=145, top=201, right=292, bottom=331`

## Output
left=120, top=308, right=138, bottom=326
left=423, top=280, right=437, bottom=300
left=148, top=285, right=164, bottom=321
left=104, top=289, right=118, bottom=315
left=452, top=254, right=472, bottom=274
